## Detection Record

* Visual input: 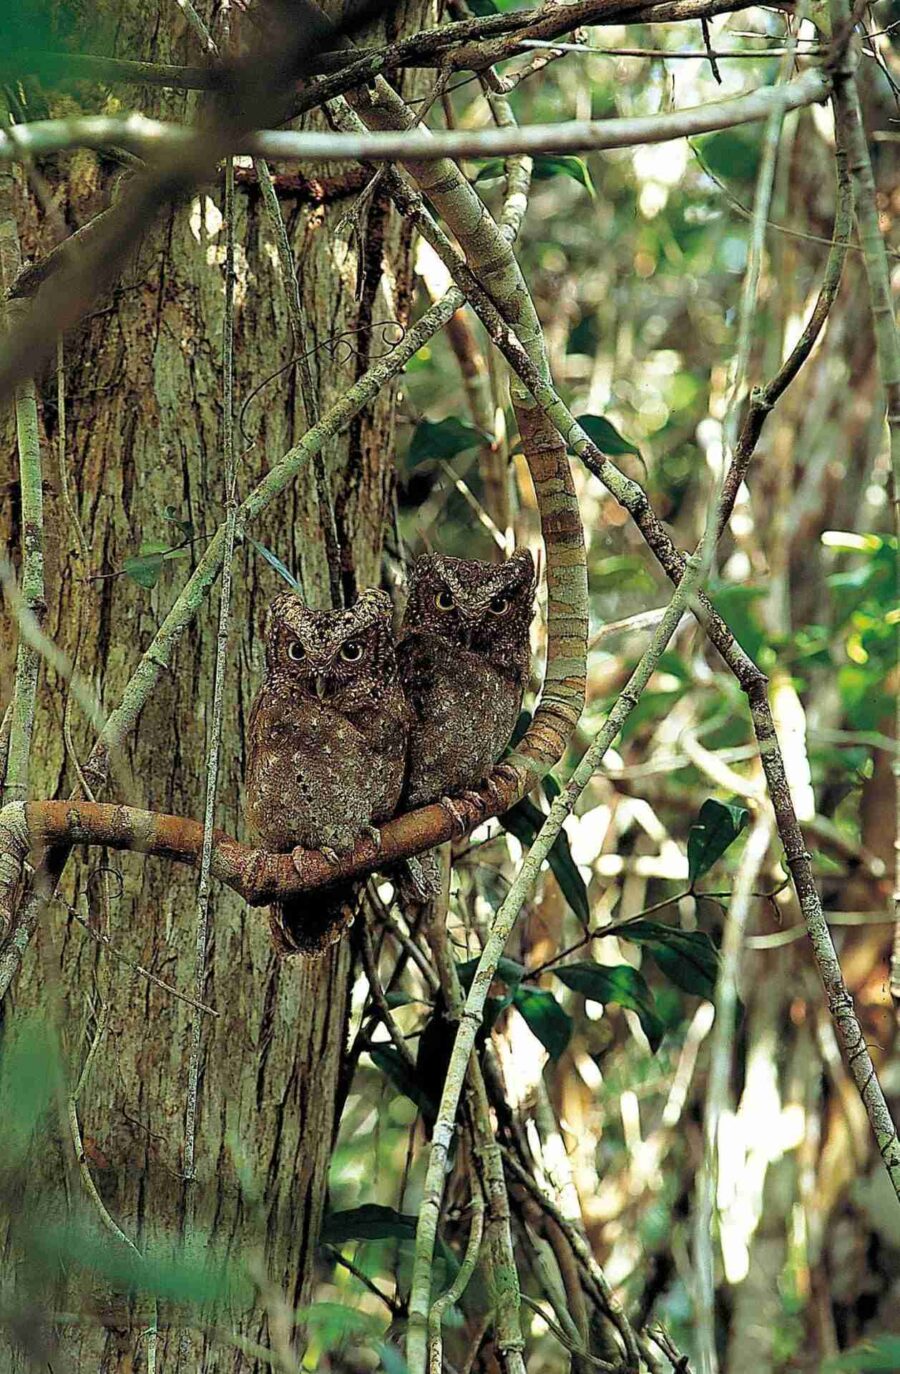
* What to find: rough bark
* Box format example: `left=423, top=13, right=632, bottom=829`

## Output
left=0, top=1, right=430, bottom=1367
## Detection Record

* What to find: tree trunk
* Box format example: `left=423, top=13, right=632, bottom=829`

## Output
left=0, top=3, right=430, bottom=1366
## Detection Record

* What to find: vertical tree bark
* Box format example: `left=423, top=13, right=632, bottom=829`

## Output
left=0, top=2, right=431, bottom=1366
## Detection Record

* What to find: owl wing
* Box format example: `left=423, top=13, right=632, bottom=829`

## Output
left=397, top=630, right=442, bottom=717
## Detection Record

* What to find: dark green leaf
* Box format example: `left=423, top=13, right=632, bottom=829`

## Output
left=162, top=505, right=194, bottom=540
left=248, top=537, right=303, bottom=592
left=322, top=1204, right=418, bottom=1244
left=576, top=413, right=642, bottom=460
left=473, top=158, right=506, bottom=184
left=464, top=0, right=497, bottom=13
left=616, top=920, right=719, bottom=1000
left=533, top=156, right=596, bottom=198
left=457, top=956, right=526, bottom=991
left=500, top=798, right=589, bottom=925
left=369, top=1046, right=436, bottom=1119
left=378, top=1344, right=411, bottom=1374
left=122, top=551, right=165, bottom=588
left=687, top=799, right=750, bottom=884
left=512, top=986, right=573, bottom=1060
left=407, top=416, right=490, bottom=467
left=552, top=962, right=665, bottom=1051
left=28, top=1220, right=251, bottom=1305
left=823, top=1338, right=900, bottom=1372
left=0, top=1016, right=58, bottom=1173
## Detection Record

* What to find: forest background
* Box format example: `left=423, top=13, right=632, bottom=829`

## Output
left=0, top=0, right=897, bottom=1372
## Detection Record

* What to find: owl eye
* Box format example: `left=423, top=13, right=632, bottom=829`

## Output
left=287, top=640, right=306, bottom=662
left=489, top=594, right=511, bottom=616
left=339, top=640, right=364, bottom=663
left=434, top=588, right=455, bottom=611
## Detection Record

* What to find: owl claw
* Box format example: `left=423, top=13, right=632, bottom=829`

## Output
left=321, top=846, right=342, bottom=867
left=439, top=795, right=474, bottom=839
left=363, top=824, right=383, bottom=852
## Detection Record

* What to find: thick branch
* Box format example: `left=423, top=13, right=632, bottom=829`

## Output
left=0, top=794, right=513, bottom=922
left=0, top=71, right=831, bottom=166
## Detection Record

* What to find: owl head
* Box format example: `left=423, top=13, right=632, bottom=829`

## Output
left=401, top=550, right=536, bottom=666
left=264, top=588, right=397, bottom=711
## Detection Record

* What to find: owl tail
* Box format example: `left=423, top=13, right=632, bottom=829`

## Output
left=268, top=882, right=362, bottom=958
left=393, top=849, right=443, bottom=909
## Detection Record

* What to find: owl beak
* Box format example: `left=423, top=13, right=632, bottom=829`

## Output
left=314, top=674, right=328, bottom=699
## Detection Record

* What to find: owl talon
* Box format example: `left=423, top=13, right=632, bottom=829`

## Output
left=321, top=846, right=342, bottom=867
left=363, top=824, right=383, bottom=852
left=439, top=795, right=473, bottom=839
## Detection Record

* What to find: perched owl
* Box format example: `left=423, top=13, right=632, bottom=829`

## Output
left=244, top=588, right=410, bottom=956
left=397, top=550, right=536, bottom=814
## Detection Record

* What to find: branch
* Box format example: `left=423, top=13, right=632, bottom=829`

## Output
left=0, top=70, right=831, bottom=166
left=0, top=125, right=45, bottom=806
left=0, top=292, right=462, bottom=999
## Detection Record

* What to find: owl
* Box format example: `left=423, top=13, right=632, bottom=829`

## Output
left=244, top=588, right=410, bottom=956
left=397, top=550, right=536, bottom=815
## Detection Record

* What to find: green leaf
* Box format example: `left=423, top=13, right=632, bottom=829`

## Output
left=162, top=505, right=194, bottom=540
left=823, top=1338, right=900, bottom=1372
left=476, top=156, right=595, bottom=197
left=407, top=416, right=490, bottom=467
left=378, top=1345, right=411, bottom=1374
left=687, top=799, right=750, bottom=885
left=464, top=0, right=497, bottom=13
left=321, top=1204, right=418, bottom=1244
left=500, top=798, right=589, bottom=925
left=0, top=1015, right=58, bottom=1173
left=616, top=920, right=719, bottom=1000
left=576, top=413, right=642, bottom=460
left=533, top=155, right=596, bottom=198
left=248, top=537, right=303, bottom=592
left=369, top=1046, right=436, bottom=1119
left=552, top=962, right=665, bottom=1051
left=122, top=538, right=188, bottom=589
left=473, top=158, right=506, bottom=184
left=28, top=1220, right=252, bottom=1305
left=512, top=986, right=573, bottom=1060
left=457, top=955, right=526, bottom=991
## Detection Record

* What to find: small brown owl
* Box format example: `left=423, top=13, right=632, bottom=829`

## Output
left=397, top=550, right=536, bottom=814
left=244, top=588, right=410, bottom=956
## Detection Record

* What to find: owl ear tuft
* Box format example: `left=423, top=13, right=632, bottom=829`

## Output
left=355, top=587, right=393, bottom=619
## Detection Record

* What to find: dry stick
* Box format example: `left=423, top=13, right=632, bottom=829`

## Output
left=406, top=552, right=708, bottom=1374
left=343, top=78, right=584, bottom=1370
left=827, top=8, right=900, bottom=1013
left=256, top=162, right=343, bottom=608
left=55, top=337, right=90, bottom=563
left=287, top=0, right=776, bottom=115
left=0, top=70, right=832, bottom=167
left=693, top=815, right=773, bottom=1374
left=692, top=48, right=789, bottom=1371
left=351, top=144, right=900, bottom=1202
left=427, top=1177, right=485, bottom=1374
left=183, top=157, right=237, bottom=1195
left=0, top=142, right=45, bottom=806
left=423, top=875, right=527, bottom=1374
left=0, top=292, right=461, bottom=998
left=717, top=108, right=853, bottom=532
left=339, top=80, right=589, bottom=788
left=5, top=0, right=764, bottom=98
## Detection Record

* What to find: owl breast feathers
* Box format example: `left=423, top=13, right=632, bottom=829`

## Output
left=244, top=587, right=410, bottom=955
left=397, top=550, right=536, bottom=809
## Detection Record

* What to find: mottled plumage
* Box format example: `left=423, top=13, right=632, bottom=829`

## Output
left=398, top=550, right=536, bottom=810
left=245, top=589, right=409, bottom=955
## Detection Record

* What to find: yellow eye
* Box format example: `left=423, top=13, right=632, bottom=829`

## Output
left=489, top=594, right=511, bottom=616
left=340, top=640, right=364, bottom=662
left=287, top=640, right=306, bottom=661
left=435, top=588, right=455, bottom=611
